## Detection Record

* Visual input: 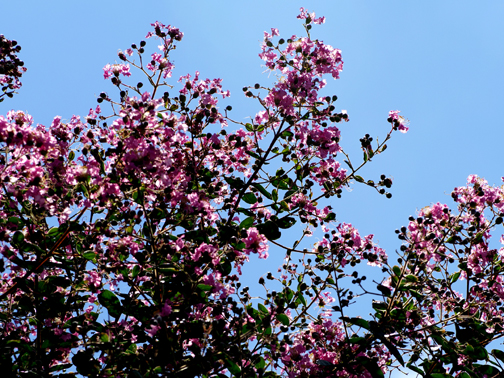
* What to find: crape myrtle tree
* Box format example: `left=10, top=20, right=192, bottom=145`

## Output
left=2, top=7, right=504, bottom=378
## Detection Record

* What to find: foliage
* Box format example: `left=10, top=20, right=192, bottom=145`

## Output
left=1, top=7, right=503, bottom=378
left=0, top=34, right=26, bottom=102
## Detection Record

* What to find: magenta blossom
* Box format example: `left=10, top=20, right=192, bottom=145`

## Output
left=243, top=227, right=269, bottom=259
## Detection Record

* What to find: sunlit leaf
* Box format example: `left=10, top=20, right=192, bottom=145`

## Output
left=239, top=216, right=255, bottom=229
left=272, top=189, right=278, bottom=202
left=258, top=304, right=269, bottom=314
left=276, top=313, right=290, bottom=326
left=242, top=192, right=258, bottom=204
left=252, top=183, right=272, bottom=200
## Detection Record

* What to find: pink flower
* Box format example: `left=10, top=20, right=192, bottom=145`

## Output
left=85, top=271, right=101, bottom=289
left=243, top=227, right=269, bottom=259
left=102, top=63, right=131, bottom=79
left=147, top=324, right=161, bottom=337
left=388, top=110, right=409, bottom=133
left=160, top=302, right=172, bottom=317
left=297, top=7, right=326, bottom=25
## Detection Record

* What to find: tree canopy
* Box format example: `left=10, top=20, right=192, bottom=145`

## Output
left=2, top=8, right=504, bottom=378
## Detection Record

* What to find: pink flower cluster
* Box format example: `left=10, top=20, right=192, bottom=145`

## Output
left=103, top=63, right=131, bottom=79
left=280, top=319, right=390, bottom=377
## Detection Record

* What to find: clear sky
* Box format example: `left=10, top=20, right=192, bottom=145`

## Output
left=3, top=1, right=504, bottom=376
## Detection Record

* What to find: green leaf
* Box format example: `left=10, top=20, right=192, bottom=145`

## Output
left=323, top=181, right=332, bottom=192
left=297, top=294, right=307, bottom=306
left=225, top=176, right=245, bottom=190
left=98, top=290, right=122, bottom=319
left=47, top=227, right=61, bottom=238
left=272, top=175, right=290, bottom=190
left=471, top=345, right=489, bottom=360
left=284, top=288, right=294, bottom=302
left=404, top=274, right=418, bottom=282
left=83, top=251, right=96, bottom=261
left=246, top=150, right=261, bottom=160
left=239, top=216, right=255, bottom=229
left=49, top=363, right=73, bottom=373
left=279, top=200, right=290, bottom=211
left=355, top=175, right=365, bottom=183
left=405, top=365, right=424, bottom=375
left=132, top=187, right=145, bottom=205
left=150, top=208, right=166, bottom=219
left=90, top=148, right=106, bottom=175
left=68, top=151, right=75, bottom=161
left=252, top=183, right=272, bottom=200
left=258, top=304, right=269, bottom=314
left=132, top=265, right=140, bottom=279
left=392, top=266, right=401, bottom=277
left=242, top=192, right=258, bottom=205
left=344, top=160, right=353, bottom=170
left=77, top=183, right=89, bottom=198
left=272, top=189, right=278, bottom=202
left=21, top=242, right=46, bottom=256
left=7, top=216, right=23, bottom=228
left=324, top=212, right=336, bottom=221
left=372, top=301, right=387, bottom=311
left=255, top=356, right=266, bottom=369
left=381, top=338, right=405, bottom=366
left=280, top=130, right=293, bottom=138
left=377, top=284, right=392, bottom=297
left=198, top=284, right=213, bottom=292
left=12, top=231, right=24, bottom=246
left=236, top=207, right=254, bottom=216
left=450, top=271, right=461, bottom=283
left=159, top=266, right=177, bottom=275
left=256, top=221, right=281, bottom=240
left=474, top=365, right=501, bottom=376
left=345, top=317, right=370, bottom=330
left=247, top=305, right=259, bottom=319
left=492, top=349, right=504, bottom=363
left=225, top=357, right=241, bottom=375
left=276, top=216, right=296, bottom=229
left=220, top=261, right=232, bottom=275
left=473, top=232, right=484, bottom=243
left=276, top=313, right=290, bottom=326
left=348, top=336, right=368, bottom=345
left=358, top=357, right=385, bottom=378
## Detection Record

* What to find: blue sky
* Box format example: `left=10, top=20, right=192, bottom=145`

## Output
left=3, top=1, right=504, bottom=376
